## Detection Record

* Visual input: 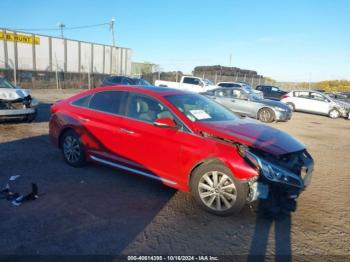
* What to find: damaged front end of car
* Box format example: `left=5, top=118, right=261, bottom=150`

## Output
left=237, top=144, right=314, bottom=208
left=333, top=101, right=350, bottom=118
left=0, top=89, right=39, bottom=122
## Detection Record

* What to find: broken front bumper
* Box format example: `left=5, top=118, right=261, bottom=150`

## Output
left=246, top=150, right=314, bottom=202
left=248, top=166, right=314, bottom=202
left=0, top=97, right=38, bottom=120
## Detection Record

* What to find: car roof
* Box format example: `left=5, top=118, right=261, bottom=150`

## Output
left=90, top=85, right=191, bottom=97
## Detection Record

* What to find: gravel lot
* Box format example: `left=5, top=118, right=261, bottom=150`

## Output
left=0, top=89, right=349, bottom=257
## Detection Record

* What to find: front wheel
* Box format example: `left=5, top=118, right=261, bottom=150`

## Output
left=191, top=163, right=247, bottom=216
left=286, top=102, right=295, bottom=112
left=329, top=108, right=340, bottom=119
left=61, top=130, right=86, bottom=167
left=258, top=108, right=275, bottom=123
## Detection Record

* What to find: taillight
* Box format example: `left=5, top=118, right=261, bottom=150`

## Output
left=281, top=95, right=289, bottom=99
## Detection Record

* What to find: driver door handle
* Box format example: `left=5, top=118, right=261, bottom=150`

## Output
left=79, top=117, right=90, bottom=122
left=119, top=128, right=135, bottom=135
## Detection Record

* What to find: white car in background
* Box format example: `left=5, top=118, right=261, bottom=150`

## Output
left=280, top=90, right=350, bottom=119
left=155, top=76, right=217, bottom=93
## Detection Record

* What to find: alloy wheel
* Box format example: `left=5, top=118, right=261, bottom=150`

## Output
left=329, top=109, right=340, bottom=119
left=198, top=171, right=237, bottom=211
left=63, top=135, right=81, bottom=163
left=259, top=109, right=272, bottom=122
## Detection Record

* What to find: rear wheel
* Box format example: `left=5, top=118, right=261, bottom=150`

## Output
left=191, top=163, right=247, bottom=216
left=60, top=130, right=86, bottom=167
left=286, top=102, right=295, bottom=112
left=258, top=108, right=275, bottom=123
left=329, top=108, right=340, bottom=119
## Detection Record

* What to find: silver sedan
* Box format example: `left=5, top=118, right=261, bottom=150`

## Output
left=205, top=87, right=292, bottom=123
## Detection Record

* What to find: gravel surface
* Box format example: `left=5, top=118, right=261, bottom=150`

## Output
left=0, top=89, right=349, bottom=257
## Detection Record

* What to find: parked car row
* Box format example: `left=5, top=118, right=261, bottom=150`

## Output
left=104, top=75, right=350, bottom=121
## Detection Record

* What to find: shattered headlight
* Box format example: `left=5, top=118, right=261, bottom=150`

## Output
left=238, top=145, right=304, bottom=188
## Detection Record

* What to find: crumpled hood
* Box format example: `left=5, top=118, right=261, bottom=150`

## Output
left=195, top=118, right=305, bottom=156
left=0, top=88, right=31, bottom=101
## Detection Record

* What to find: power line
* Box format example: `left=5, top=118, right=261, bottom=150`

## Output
left=5, top=22, right=110, bottom=32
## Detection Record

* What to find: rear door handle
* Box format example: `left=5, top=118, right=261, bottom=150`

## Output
left=79, top=117, right=90, bottom=122
left=119, top=128, right=135, bottom=135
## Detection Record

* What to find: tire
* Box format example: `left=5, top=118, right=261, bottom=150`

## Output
left=286, top=102, right=295, bottom=112
left=191, top=163, right=248, bottom=216
left=60, top=130, right=86, bottom=167
left=329, top=108, right=340, bottom=119
left=258, top=108, right=275, bottom=123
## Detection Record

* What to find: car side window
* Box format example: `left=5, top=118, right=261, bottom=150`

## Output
left=88, top=91, right=126, bottom=114
left=72, top=94, right=93, bottom=108
left=264, top=86, right=271, bottom=92
left=271, top=87, right=279, bottom=92
left=294, top=91, right=310, bottom=98
left=183, top=77, right=200, bottom=85
left=126, top=94, right=174, bottom=123
left=310, top=93, right=328, bottom=102
left=214, top=89, right=232, bottom=97
left=232, top=89, right=247, bottom=100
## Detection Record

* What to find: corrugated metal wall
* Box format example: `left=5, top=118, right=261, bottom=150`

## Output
left=0, top=28, right=132, bottom=75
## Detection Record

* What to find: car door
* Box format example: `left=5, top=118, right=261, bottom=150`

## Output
left=308, top=92, right=331, bottom=114
left=114, top=92, right=188, bottom=183
left=293, top=91, right=310, bottom=111
left=263, top=86, right=272, bottom=99
left=69, top=90, right=129, bottom=162
left=215, top=89, right=253, bottom=117
left=270, top=87, right=280, bottom=99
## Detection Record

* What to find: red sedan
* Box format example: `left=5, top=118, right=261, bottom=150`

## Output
left=49, top=86, right=313, bottom=215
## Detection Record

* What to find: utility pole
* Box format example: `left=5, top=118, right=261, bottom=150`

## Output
left=229, top=53, right=232, bottom=67
left=58, top=22, right=65, bottom=38
left=110, top=18, right=116, bottom=47
left=109, top=18, right=116, bottom=74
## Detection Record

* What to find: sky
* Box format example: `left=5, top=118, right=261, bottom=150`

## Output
left=0, top=0, right=349, bottom=82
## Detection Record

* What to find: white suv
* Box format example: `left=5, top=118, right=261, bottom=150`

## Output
left=281, top=90, right=350, bottom=119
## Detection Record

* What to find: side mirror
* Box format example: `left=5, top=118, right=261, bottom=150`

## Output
left=153, top=117, right=178, bottom=129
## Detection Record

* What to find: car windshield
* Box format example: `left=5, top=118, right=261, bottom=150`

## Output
left=165, top=94, right=237, bottom=122
left=0, top=78, right=16, bottom=89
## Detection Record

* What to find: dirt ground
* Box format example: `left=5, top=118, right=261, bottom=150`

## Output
left=0, top=89, right=349, bottom=258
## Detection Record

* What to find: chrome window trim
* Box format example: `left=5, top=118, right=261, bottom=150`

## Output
left=90, top=155, right=177, bottom=185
